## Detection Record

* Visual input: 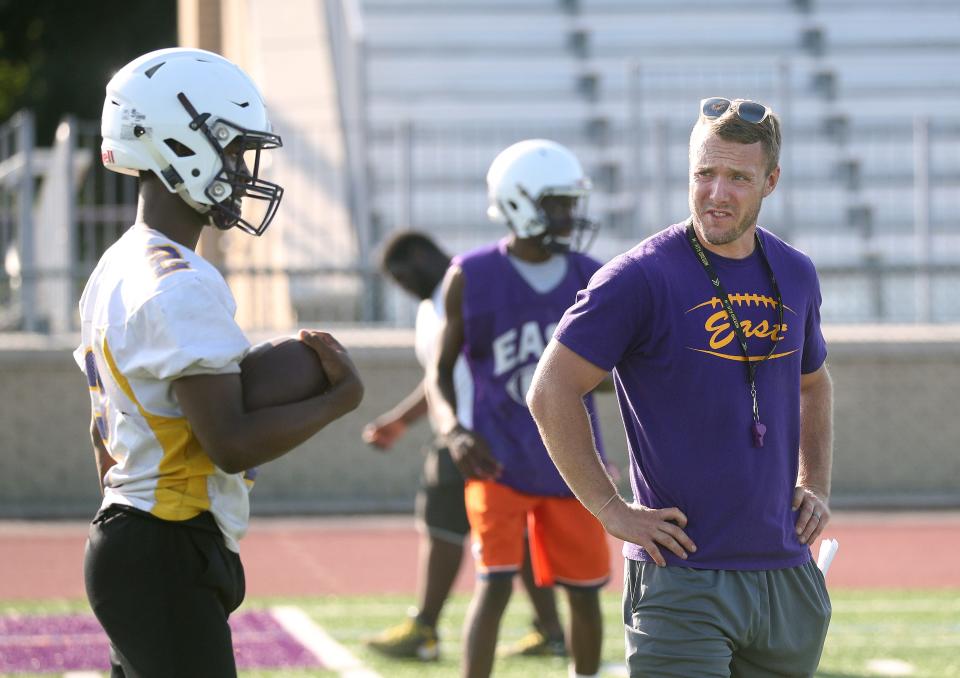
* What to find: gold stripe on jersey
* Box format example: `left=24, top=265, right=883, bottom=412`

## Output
left=83, top=348, right=110, bottom=444
left=102, top=337, right=214, bottom=521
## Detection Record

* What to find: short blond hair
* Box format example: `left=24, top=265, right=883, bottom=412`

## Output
left=690, top=108, right=782, bottom=175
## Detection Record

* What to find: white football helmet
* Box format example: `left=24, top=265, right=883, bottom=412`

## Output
left=486, top=139, right=597, bottom=251
left=101, top=47, right=283, bottom=235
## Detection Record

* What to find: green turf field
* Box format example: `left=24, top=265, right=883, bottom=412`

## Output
left=2, top=589, right=958, bottom=677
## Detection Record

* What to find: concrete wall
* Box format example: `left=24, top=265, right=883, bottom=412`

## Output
left=0, top=326, right=958, bottom=519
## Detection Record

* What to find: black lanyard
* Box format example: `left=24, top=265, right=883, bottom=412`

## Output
left=685, top=221, right=784, bottom=447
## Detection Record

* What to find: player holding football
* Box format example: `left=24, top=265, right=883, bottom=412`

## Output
left=75, top=48, right=363, bottom=676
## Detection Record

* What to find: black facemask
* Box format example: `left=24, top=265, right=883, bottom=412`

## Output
left=177, top=92, right=284, bottom=236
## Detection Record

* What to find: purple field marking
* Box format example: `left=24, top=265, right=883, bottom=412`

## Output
left=232, top=609, right=324, bottom=669
left=0, top=613, right=109, bottom=673
left=0, top=610, right=324, bottom=673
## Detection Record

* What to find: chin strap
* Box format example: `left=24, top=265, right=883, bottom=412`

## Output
left=543, top=232, right=573, bottom=252
left=133, top=124, right=212, bottom=215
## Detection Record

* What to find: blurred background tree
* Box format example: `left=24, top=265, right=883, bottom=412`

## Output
left=0, top=0, right=176, bottom=144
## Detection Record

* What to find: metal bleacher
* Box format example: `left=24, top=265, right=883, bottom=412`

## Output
left=357, top=0, right=960, bottom=322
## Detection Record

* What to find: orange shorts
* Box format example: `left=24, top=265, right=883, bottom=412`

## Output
left=464, top=479, right=610, bottom=588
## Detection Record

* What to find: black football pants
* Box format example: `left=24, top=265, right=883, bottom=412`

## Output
left=84, top=504, right=245, bottom=678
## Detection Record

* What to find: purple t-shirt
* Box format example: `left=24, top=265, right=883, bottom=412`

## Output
left=554, top=223, right=827, bottom=570
left=456, top=238, right=605, bottom=497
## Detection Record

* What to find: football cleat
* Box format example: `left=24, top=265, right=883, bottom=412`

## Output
left=499, top=625, right=567, bottom=658
left=365, top=616, right=439, bottom=661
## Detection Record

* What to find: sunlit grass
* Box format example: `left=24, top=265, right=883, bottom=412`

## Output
left=1, top=589, right=958, bottom=677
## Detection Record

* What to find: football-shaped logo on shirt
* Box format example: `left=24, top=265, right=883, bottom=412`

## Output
left=686, top=292, right=798, bottom=362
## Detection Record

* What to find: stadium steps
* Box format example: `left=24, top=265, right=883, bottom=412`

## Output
left=358, top=0, right=960, bottom=253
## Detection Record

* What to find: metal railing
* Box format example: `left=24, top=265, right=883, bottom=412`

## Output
left=1, top=110, right=958, bottom=331
left=0, top=111, right=36, bottom=331
left=0, top=112, right=135, bottom=333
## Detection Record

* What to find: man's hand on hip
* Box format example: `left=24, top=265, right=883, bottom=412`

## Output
left=603, top=502, right=697, bottom=567
left=793, top=485, right=831, bottom=545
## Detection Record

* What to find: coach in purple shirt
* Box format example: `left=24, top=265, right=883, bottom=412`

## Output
left=529, top=98, right=834, bottom=677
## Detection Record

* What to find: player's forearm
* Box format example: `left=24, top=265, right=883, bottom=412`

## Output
left=382, top=382, right=428, bottom=426
left=206, top=380, right=363, bottom=473
left=528, top=377, right=618, bottom=515
left=798, top=366, right=834, bottom=499
left=426, top=363, right=461, bottom=437
left=430, top=267, right=466, bottom=438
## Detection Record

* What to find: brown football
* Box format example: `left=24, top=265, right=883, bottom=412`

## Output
left=240, top=336, right=331, bottom=410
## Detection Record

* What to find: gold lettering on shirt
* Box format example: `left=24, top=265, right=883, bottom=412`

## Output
left=687, top=293, right=797, bottom=362
left=705, top=311, right=789, bottom=350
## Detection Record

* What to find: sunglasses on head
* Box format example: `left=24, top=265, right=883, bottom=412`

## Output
left=700, top=97, right=772, bottom=124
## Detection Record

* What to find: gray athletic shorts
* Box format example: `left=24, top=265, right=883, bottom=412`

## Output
left=623, top=558, right=831, bottom=678
left=415, top=444, right=470, bottom=545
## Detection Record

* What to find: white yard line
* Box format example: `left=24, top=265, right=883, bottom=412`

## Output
left=271, top=605, right=382, bottom=678
left=866, top=658, right=915, bottom=676
left=63, top=672, right=103, bottom=678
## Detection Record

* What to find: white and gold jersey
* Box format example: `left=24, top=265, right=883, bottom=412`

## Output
left=74, top=224, right=252, bottom=552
